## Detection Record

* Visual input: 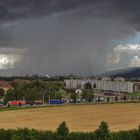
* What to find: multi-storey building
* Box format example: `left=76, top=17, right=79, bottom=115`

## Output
left=64, top=78, right=138, bottom=93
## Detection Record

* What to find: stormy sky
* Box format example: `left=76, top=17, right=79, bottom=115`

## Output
left=0, top=0, right=140, bottom=76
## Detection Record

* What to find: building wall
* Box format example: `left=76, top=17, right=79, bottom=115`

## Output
left=64, top=79, right=134, bottom=93
left=133, top=83, right=140, bottom=92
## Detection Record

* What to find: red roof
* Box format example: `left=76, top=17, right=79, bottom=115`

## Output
left=0, top=81, right=13, bottom=88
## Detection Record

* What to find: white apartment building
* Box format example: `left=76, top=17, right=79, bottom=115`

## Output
left=64, top=78, right=135, bottom=93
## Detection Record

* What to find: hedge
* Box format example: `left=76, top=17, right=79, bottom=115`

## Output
left=0, top=121, right=140, bottom=140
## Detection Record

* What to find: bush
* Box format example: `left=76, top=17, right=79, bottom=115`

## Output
left=0, top=129, right=15, bottom=140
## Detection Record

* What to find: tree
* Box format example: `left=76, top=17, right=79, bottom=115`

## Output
left=70, top=92, right=77, bottom=103
left=0, top=88, right=5, bottom=97
left=57, top=121, right=69, bottom=137
left=107, top=97, right=110, bottom=102
left=87, top=92, right=95, bottom=102
left=123, top=95, right=127, bottom=101
left=115, top=96, right=118, bottom=101
left=81, top=90, right=94, bottom=102
left=55, top=91, right=63, bottom=100
left=5, top=80, right=66, bottom=104
left=81, top=91, right=88, bottom=102
left=5, top=89, right=15, bottom=101
left=95, top=121, right=110, bottom=140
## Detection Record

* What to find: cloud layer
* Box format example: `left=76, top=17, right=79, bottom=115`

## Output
left=107, top=44, right=140, bottom=70
left=0, top=47, right=27, bottom=69
left=0, top=0, right=140, bottom=75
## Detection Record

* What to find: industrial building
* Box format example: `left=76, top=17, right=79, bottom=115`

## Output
left=64, top=78, right=140, bottom=93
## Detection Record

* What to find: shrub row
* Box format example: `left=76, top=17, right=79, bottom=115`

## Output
left=0, top=121, right=140, bottom=140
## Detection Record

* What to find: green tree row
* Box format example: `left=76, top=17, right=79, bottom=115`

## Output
left=4, top=80, right=65, bottom=104
left=0, top=121, right=140, bottom=140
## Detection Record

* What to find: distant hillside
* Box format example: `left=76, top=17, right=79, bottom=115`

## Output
left=101, top=67, right=140, bottom=78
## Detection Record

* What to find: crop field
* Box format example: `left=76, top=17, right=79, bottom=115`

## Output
left=0, top=103, right=140, bottom=132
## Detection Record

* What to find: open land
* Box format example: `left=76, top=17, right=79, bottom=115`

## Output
left=0, top=103, right=140, bottom=132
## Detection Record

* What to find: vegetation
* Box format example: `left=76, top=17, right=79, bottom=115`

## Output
left=57, top=121, right=69, bottom=137
left=81, top=89, right=94, bottom=102
left=4, top=80, right=65, bottom=104
left=95, top=121, right=110, bottom=140
left=126, top=92, right=140, bottom=97
left=0, top=88, right=5, bottom=97
left=70, top=92, right=77, bottom=103
left=0, top=121, right=140, bottom=140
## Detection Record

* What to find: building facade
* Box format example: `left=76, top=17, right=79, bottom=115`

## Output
left=64, top=78, right=134, bottom=93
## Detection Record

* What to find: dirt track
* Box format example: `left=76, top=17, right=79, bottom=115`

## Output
left=0, top=103, right=140, bottom=132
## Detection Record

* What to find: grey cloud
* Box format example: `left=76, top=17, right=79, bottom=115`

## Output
left=0, top=0, right=138, bottom=22
left=0, top=47, right=27, bottom=54
left=8, top=16, right=133, bottom=75
left=0, top=0, right=140, bottom=75
left=0, top=0, right=97, bottom=22
left=0, top=0, right=140, bottom=34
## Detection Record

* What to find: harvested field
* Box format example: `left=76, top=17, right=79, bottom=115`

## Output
left=0, top=103, right=140, bottom=131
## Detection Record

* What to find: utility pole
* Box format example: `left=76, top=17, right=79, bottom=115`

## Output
left=49, top=94, right=51, bottom=105
left=43, top=93, right=45, bottom=105
left=23, top=96, right=25, bottom=107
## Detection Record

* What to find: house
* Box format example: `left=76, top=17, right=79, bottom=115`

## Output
left=0, top=81, right=13, bottom=94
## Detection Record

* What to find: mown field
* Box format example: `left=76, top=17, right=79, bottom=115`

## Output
left=0, top=103, right=140, bottom=132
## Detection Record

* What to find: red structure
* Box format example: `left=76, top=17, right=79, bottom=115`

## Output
left=8, top=101, right=26, bottom=106
left=0, top=81, right=13, bottom=93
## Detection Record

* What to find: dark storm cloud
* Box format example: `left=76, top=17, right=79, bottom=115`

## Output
left=0, top=0, right=140, bottom=75
left=0, top=0, right=138, bottom=21
left=0, top=0, right=140, bottom=31
left=0, top=0, right=98, bottom=21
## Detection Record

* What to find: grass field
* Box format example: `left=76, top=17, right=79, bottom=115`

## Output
left=0, top=103, right=140, bottom=132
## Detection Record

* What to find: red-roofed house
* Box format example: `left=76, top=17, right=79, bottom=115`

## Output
left=0, top=81, right=13, bottom=94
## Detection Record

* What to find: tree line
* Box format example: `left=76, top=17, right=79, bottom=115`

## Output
left=0, top=121, right=140, bottom=140
left=3, top=80, right=65, bottom=104
left=1, top=80, right=96, bottom=105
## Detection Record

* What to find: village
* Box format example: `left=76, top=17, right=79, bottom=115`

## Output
left=0, top=76, right=139, bottom=107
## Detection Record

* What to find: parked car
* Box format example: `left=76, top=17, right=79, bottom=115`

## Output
left=95, top=97, right=105, bottom=102
left=8, top=101, right=26, bottom=106
left=0, top=103, right=4, bottom=107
